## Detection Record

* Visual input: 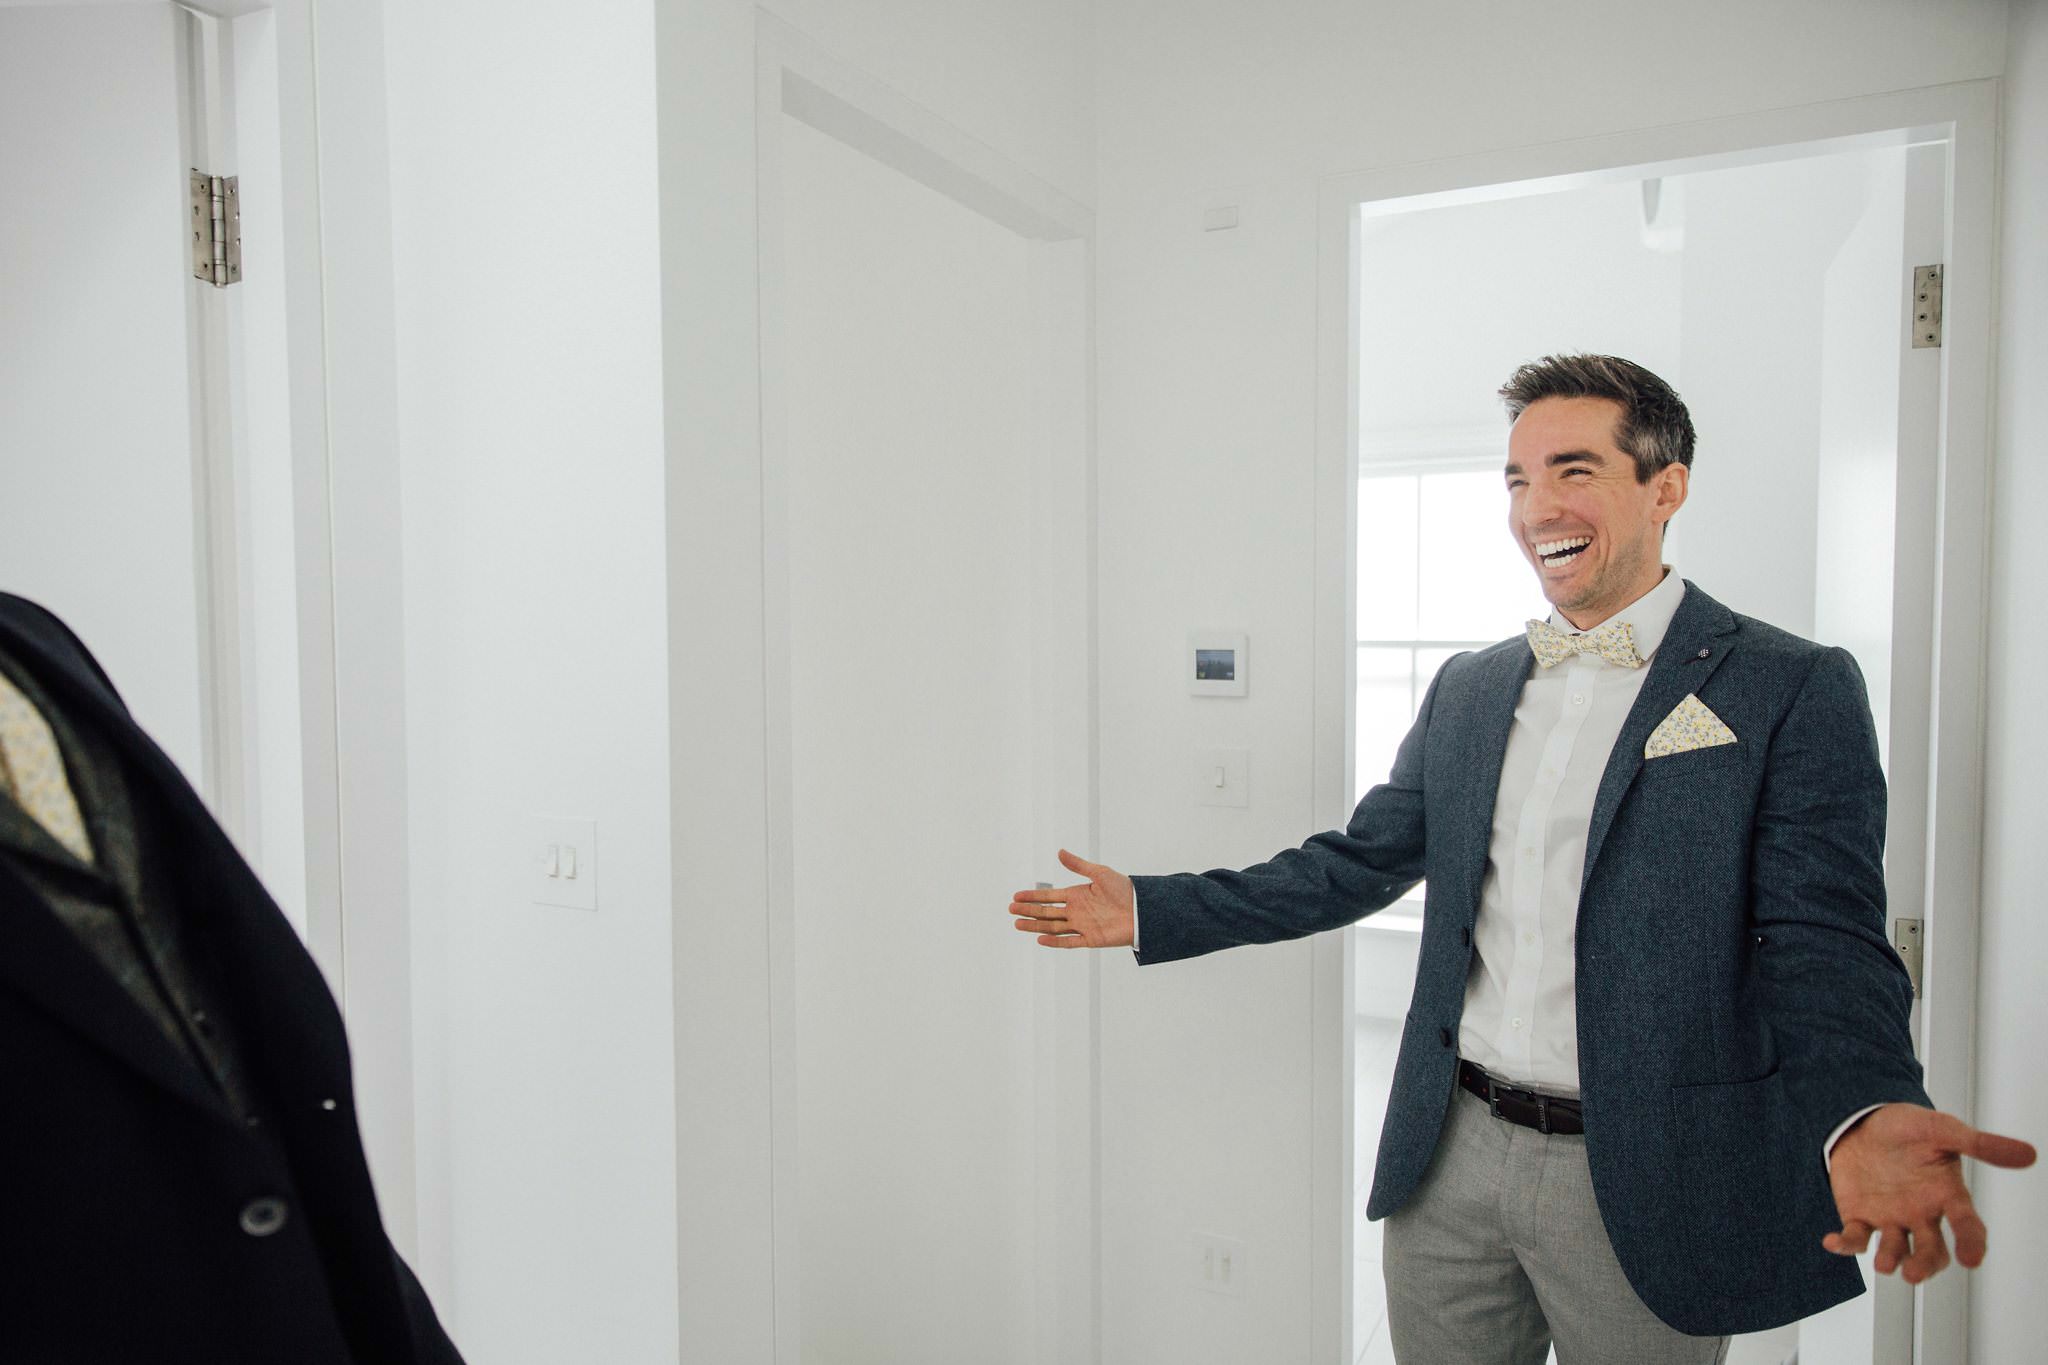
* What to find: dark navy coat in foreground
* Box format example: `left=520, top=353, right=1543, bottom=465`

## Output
left=0, top=594, right=461, bottom=1365
left=1132, top=582, right=1928, bottom=1336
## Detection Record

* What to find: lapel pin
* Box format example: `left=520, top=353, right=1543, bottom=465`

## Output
left=1695, top=648, right=1710, bottom=660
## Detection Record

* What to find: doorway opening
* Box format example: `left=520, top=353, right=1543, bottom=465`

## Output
left=1342, top=132, right=1951, bottom=1365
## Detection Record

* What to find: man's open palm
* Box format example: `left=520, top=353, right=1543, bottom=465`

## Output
left=1009, top=849, right=1135, bottom=949
left=1825, top=1103, right=2037, bottom=1283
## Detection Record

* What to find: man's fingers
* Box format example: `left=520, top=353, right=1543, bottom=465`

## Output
left=1967, top=1130, right=2039, bottom=1169
left=1873, top=1226, right=1911, bottom=1275
left=1057, top=847, right=1107, bottom=879
left=1946, top=1196, right=1988, bottom=1268
left=1902, top=1221, right=1950, bottom=1283
left=1010, top=885, right=1080, bottom=906
left=1824, top=1220, right=1873, bottom=1256
left=1035, top=932, right=1086, bottom=948
left=1013, top=917, right=1067, bottom=935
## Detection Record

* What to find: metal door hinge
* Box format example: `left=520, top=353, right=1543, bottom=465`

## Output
left=188, top=170, right=241, bottom=287
left=1911, top=265, right=1942, bottom=348
left=1892, top=917, right=1924, bottom=997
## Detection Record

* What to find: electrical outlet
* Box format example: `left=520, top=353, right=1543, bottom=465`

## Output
left=1191, top=1231, right=1246, bottom=1297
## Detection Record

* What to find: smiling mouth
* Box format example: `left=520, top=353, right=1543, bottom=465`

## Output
left=1534, top=535, right=1592, bottom=567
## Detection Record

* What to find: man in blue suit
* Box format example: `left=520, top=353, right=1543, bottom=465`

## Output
left=1010, top=354, right=2035, bottom=1361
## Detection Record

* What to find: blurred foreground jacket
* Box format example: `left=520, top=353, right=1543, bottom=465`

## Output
left=0, top=592, right=461, bottom=1365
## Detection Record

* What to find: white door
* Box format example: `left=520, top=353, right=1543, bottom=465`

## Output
left=0, top=1, right=308, bottom=928
left=1345, top=136, right=1950, bottom=1365
left=770, top=102, right=1095, bottom=1364
left=0, top=2, right=211, bottom=784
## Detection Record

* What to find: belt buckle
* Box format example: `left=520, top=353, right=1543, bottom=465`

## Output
left=1536, top=1094, right=1552, bottom=1136
left=1485, top=1077, right=1502, bottom=1120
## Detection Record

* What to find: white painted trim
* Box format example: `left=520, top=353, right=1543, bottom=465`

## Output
left=749, top=14, right=1099, bottom=1364
left=268, top=0, right=344, bottom=995
left=1313, top=79, right=2001, bottom=1364
left=269, top=0, right=417, bottom=1257
left=176, top=5, right=255, bottom=850
left=1908, top=78, right=2000, bottom=1365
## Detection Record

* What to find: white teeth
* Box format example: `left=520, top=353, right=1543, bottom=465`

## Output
left=1536, top=536, right=1592, bottom=558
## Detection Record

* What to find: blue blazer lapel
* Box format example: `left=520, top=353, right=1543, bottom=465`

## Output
left=1580, top=581, right=1738, bottom=888
left=1449, top=640, right=1536, bottom=922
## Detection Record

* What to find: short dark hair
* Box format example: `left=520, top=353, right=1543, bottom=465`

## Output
left=1497, top=354, right=1695, bottom=482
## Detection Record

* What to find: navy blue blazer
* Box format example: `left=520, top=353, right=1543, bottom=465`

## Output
left=1132, top=582, right=1928, bottom=1336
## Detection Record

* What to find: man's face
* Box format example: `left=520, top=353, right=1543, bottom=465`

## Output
left=1505, top=396, right=1688, bottom=628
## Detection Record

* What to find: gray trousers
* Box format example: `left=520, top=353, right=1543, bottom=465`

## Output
left=1382, top=1086, right=1731, bottom=1365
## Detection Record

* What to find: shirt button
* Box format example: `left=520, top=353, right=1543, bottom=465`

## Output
left=1522, top=932, right=1535, bottom=946
left=239, top=1197, right=290, bottom=1238
left=320, top=1098, right=339, bottom=1112
left=1571, top=694, right=1586, bottom=706
left=1511, top=1016, right=1525, bottom=1029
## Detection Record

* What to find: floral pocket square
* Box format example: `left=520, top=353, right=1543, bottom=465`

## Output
left=1644, top=693, right=1738, bottom=759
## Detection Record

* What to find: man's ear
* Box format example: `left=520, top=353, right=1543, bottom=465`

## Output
left=1653, top=462, right=1690, bottom=527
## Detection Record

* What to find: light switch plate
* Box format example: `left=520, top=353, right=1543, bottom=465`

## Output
left=531, top=816, right=598, bottom=910
left=1193, top=748, right=1249, bottom=808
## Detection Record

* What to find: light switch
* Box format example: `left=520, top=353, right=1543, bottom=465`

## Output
left=531, top=817, right=598, bottom=910
left=1193, top=749, right=1249, bottom=808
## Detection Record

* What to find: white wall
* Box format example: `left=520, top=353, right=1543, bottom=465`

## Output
left=1972, top=2, right=2048, bottom=1359
left=1357, top=181, right=1683, bottom=447
left=1091, top=3, right=2008, bottom=1359
left=759, top=0, right=1094, bottom=208
left=1675, top=151, right=1902, bottom=639
left=382, top=1, right=677, bottom=1360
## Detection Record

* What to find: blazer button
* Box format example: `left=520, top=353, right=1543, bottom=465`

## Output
left=1438, top=1026, right=1452, bottom=1048
left=239, top=1196, right=290, bottom=1238
left=1461, top=926, right=1471, bottom=947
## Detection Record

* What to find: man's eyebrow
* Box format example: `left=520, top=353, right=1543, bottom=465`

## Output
left=1503, top=449, right=1606, bottom=477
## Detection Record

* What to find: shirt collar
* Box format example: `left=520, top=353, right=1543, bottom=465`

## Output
left=1547, top=565, right=1686, bottom=663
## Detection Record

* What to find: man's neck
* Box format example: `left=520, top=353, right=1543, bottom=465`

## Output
left=1557, top=566, right=1670, bottom=632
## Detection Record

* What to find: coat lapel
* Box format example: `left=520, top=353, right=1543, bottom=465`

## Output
left=0, top=600, right=207, bottom=850
left=1451, top=640, right=1536, bottom=920
left=1579, top=581, right=1738, bottom=888
left=0, top=599, right=240, bottom=1123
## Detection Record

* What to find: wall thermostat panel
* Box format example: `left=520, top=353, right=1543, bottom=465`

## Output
left=1189, top=630, right=1248, bottom=697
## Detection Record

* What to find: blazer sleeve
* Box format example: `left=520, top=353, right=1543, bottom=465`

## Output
left=1751, top=646, right=1930, bottom=1152
left=1128, top=654, right=1447, bottom=965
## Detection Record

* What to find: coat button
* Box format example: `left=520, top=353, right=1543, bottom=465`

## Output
left=1439, top=1026, right=1452, bottom=1048
left=239, top=1197, right=290, bottom=1238
left=1461, top=925, right=1471, bottom=947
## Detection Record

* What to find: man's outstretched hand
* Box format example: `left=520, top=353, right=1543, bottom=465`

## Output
left=1009, top=849, right=1135, bottom=950
left=1825, top=1103, right=2037, bottom=1283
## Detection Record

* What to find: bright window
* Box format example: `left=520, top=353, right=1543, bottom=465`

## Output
left=1355, top=467, right=1549, bottom=911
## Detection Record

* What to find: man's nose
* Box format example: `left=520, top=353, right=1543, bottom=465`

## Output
left=1521, top=478, right=1564, bottom=529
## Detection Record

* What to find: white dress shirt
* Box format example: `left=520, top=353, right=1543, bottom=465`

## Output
left=1458, top=566, right=1687, bottom=1095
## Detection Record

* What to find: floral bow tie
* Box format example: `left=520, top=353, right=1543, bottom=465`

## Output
left=1525, top=617, right=1643, bottom=669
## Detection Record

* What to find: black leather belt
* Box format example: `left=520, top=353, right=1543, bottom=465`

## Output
left=1457, top=1059, right=1584, bottom=1136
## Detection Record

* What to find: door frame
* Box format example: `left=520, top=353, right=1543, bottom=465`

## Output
left=1309, top=79, right=2000, bottom=1364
